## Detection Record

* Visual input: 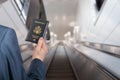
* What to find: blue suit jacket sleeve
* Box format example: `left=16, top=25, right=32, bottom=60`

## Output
left=0, top=25, right=46, bottom=80
left=28, top=59, right=46, bottom=80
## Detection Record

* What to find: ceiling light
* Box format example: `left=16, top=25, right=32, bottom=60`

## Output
left=69, top=21, right=75, bottom=27
left=50, top=32, right=54, bottom=36
left=54, top=34, right=57, bottom=37
left=62, top=15, right=66, bottom=20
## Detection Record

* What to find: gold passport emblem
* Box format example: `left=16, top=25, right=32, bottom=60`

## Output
left=33, top=26, right=42, bottom=34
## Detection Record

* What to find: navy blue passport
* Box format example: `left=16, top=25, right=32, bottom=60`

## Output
left=26, top=19, right=49, bottom=43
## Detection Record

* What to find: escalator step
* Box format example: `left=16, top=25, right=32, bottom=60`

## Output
left=47, top=69, right=73, bottom=73
left=47, top=78, right=75, bottom=80
left=46, top=45, right=76, bottom=80
left=47, top=73, right=74, bottom=77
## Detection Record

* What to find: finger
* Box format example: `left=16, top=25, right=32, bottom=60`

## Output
left=37, top=38, right=43, bottom=49
left=38, top=37, right=43, bottom=43
left=42, top=39, right=46, bottom=47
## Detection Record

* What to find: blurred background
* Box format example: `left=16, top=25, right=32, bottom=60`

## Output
left=0, top=0, right=120, bottom=80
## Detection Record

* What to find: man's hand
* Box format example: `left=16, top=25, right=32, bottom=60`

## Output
left=32, top=37, right=48, bottom=61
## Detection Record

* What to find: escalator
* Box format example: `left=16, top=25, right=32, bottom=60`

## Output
left=22, top=43, right=119, bottom=80
left=46, top=44, right=76, bottom=80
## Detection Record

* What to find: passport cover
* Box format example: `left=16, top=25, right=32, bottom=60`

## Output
left=26, top=19, right=49, bottom=43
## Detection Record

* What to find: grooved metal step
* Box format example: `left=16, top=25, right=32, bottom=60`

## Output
left=46, top=45, right=76, bottom=80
